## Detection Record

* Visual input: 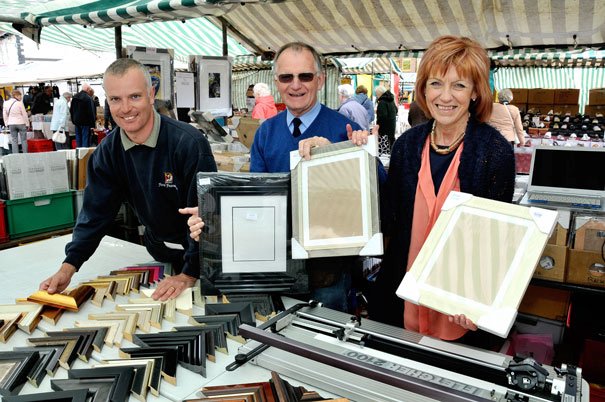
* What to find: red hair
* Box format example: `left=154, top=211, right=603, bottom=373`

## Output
left=415, top=36, right=493, bottom=122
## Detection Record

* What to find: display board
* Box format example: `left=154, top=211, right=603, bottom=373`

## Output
left=127, top=46, right=174, bottom=105
left=396, top=192, right=558, bottom=338
left=191, top=56, right=232, bottom=117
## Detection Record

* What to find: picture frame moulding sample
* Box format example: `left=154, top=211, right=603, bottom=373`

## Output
left=2, top=388, right=89, bottom=402
left=80, top=280, right=117, bottom=302
left=97, top=359, right=155, bottom=401
left=0, top=350, right=41, bottom=396
left=140, top=285, right=195, bottom=316
left=0, top=313, right=23, bottom=342
left=1, top=303, right=44, bottom=335
left=26, top=337, right=79, bottom=370
left=14, top=344, right=65, bottom=378
left=51, top=378, right=114, bottom=402
left=26, top=285, right=95, bottom=312
left=68, top=366, right=135, bottom=402
left=87, top=312, right=139, bottom=343
left=119, top=346, right=178, bottom=385
left=74, top=320, right=121, bottom=348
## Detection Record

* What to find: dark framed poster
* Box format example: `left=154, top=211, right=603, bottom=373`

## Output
left=191, top=56, right=232, bottom=117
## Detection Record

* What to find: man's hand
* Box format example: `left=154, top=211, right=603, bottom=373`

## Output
left=179, top=207, right=204, bottom=242
left=39, top=263, right=76, bottom=294
left=448, top=314, right=478, bottom=331
left=346, top=123, right=379, bottom=146
left=151, top=273, right=197, bottom=301
left=298, top=136, right=331, bottom=160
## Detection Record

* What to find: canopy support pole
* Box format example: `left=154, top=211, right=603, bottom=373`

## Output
left=115, top=25, right=123, bottom=59
left=222, top=20, right=228, bottom=56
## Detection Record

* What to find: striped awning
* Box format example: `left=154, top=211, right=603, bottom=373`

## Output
left=491, top=49, right=605, bottom=68
left=2, top=1, right=604, bottom=57
left=0, top=17, right=249, bottom=66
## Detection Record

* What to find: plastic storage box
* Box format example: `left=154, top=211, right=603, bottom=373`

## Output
left=27, top=139, right=54, bottom=153
left=4, top=191, right=75, bottom=238
left=0, top=201, right=8, bottom=243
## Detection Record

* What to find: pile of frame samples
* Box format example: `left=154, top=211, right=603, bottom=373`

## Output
left=187, top=371, right=350, bottom=401
left=132, top=324, right=229, bottom=378
left=0, top=326, right=108, bottom=396
left=222, top=294, right=285, bottom=321
left=189, top=300, right=257, bottom=342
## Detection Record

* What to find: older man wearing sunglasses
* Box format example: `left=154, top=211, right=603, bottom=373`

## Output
left=250, top=42, right=368, bottom=312
left=249, top=42, right=365, bottom=173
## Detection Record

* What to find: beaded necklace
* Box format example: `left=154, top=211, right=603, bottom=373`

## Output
left=430, top=120, right=466, bottom=155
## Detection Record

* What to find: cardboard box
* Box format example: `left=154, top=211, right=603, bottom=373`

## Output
left=526, top=104, right=553, bottom=114
left=554, top=89, right=580, bottom=105
left=510, top=88, right=529, bottom=104
left=548, top=210, right=570, bottom=246
left=76, top=147, right=96, bottom=190
left=213, top=151, right=250, bottom=172
left=528, top=89, right=556, bottom=105
left=573, top=215, right=605, bottom=252
left=566, top=248, right=605, bottom=288
left=533, top=244, right=568, bottom=282
left=584, top=105, right=605, bottom=117
left=514, top=313, right=565, bottom=344
left=589, top=89, right=605, bottom=105
left=519, top=285, right=570, bottom=321
left=553, top=104, right=580, bottom=115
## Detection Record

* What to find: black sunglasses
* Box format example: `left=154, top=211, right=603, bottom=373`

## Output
left=276, top=72, right=317, bottom=84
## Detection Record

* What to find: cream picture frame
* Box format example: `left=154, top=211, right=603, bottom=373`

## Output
left=290, top=135, right=382, bottom=259
left=396, top=191, right=558, bottom=338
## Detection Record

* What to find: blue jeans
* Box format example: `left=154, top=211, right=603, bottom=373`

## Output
left=75, top=125, right=91, bottom=147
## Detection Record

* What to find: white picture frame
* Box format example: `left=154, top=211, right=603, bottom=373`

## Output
left=220, top=195, right=288, bottom=273
left=396, top=191, right=558, bottom=338
left=192, top=56, right=232, bottom=117
left=290, top=136, right=382, bottom=259
left=127, top=46, right=174, bottom=104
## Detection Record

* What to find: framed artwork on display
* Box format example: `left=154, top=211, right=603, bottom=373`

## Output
left=396, top=191, right=558, bottom=338
left=197, top=172, right=301, bottom=293
left=191, top=56, right=232, bottom=117
left=126, top=46, right=174, bottom=104
left=290, top=135, right=382, bottom=259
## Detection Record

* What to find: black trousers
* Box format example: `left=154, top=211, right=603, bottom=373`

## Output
left=143, top=229, right=185, bottom=275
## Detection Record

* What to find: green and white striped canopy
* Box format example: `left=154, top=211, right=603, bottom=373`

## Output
left=1, top=0, right=604, bottom=57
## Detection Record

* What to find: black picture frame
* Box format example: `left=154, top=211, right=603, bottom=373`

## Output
left=0, top=351, right=40, bottom=396
left=3, top=389, right=88, bottom=402
left=68, top=366, right=134, bottom=402
left=197, top=172, right=305, bottom=294
left=51, top=378, right=114, bottom=402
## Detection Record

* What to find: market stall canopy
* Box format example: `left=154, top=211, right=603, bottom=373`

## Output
left=0, top=53, right=114, bottom=85
left=1, top=0, right=604, bottom=58
left=0, top=1, right=252, bottom=65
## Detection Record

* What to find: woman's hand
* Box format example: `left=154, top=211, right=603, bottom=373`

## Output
left=449, top=314, right=478, bottom=331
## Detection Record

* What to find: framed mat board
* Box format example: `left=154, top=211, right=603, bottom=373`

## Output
left=197, top=172, right=300, bottom=293
left=290, top=135, right=382, bottom=259
left=396, top=191, right=558, bottom=338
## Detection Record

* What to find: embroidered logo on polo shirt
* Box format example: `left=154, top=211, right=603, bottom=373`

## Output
left=158, top=172, right=177, bottom=189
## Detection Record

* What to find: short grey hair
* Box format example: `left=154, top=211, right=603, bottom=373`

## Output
left=253, top=82, right=271, bottom=97
left=338, top=84, right=355, bottom=99
left=498, top=88, right=513, bottom=103
left=103, top=58, right=152, bottom=91
left=62, top=92, right=73, bottom=99
left=375, top=86, right=387, bottom=98
left=272, top=42, right=323, bottom=75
